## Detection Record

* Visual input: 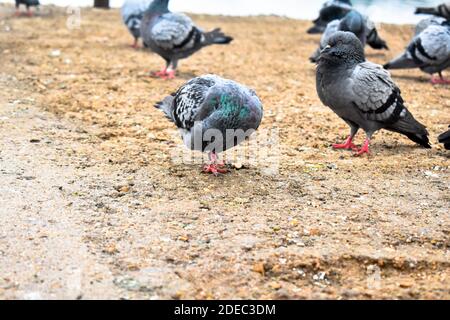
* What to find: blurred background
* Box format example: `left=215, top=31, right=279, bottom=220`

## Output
left=0, top=0, right=445, bottom=23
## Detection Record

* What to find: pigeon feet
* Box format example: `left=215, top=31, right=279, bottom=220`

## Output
left=151, top=69, right=176, bottom=80
left=431, top=76, right=450, bottom=85
left=203, top=164, right=228, bottom=176
left=332, top=136, right=357, bottom=150
left=203, top=152, right=228, bottom=176
left=354, top=139, right=370, bottom=157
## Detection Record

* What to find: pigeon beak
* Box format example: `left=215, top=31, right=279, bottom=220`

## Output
left=320, top=45, right=331, bottom=54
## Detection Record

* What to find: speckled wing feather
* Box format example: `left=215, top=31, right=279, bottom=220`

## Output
left=409, top=25, right=450, bottom=67
left=151, top=13, right=202, bottom=51
left=171, top=76, right=217, bottom=130
left=351, top=62, right=406, bottom=123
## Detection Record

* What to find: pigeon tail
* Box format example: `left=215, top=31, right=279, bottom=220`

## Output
left=438, top=127, right=450, bottom=150
left=367, top=32, right=389, bottom=50
left=384, top=54, right=418, bottom=70
left=155, top=95, right=176, bottom=123
left=386, top=110, right=431, bottom=148
left=204, top=28, right=233, bottom=45
left=415, top=7, right=439, bottom=15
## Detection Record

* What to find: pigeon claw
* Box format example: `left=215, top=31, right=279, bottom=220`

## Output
left=151, top=69, right=176, bottom=80
left=431, top=76, right=450, bottom=85
left=353, top=139, right=370, bottom=157
left=332, top=136, right=357, bottom=150
left=203, top=164, right=228, bottom=176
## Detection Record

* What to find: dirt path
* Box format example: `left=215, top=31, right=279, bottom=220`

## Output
left=0, top=5, right=449, bottom=299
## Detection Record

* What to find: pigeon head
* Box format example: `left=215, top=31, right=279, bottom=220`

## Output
left=319, top=31, right=365, bottom=65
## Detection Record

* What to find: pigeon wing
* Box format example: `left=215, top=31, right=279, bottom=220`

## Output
left=350, top=62, right=406, bottom=124
left=151, top=13, right=202, bottom=51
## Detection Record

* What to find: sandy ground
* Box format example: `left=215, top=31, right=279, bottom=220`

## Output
left=0, top=4, right=449, bottom=300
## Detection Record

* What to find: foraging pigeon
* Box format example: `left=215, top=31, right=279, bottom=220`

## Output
left=141, top=0, right=233, bottom=79
left=308, top=0, right=353, bottom=34
left=415, top=16, right=449, bottom=35
left=121, top=0, right=153, bottom=48
left=310, top=12, right=388, bottom=63
left=438, top=126, right=450, bottom=150
left=15, top=0, right=39, bottom=17
left=155, top=75, right=263, bottom=174
left=384, top=25, right=450, bottom=84
left=415, top=2, right=450, bottom=20
left=316, top=31, right=431, bottom=156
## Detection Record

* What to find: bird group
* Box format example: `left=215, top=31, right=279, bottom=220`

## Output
left=120, top=0, right=449, bottom=172
left=310, top=0, right=449, bottom=156
left=13, top=0, right=449, bottom=176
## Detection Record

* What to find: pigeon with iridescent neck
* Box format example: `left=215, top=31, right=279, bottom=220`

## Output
left=141, top=0, right=233, bottom=79
left=155, top=75, right=263, bottom=175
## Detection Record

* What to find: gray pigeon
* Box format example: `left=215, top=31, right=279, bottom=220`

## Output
left=155, top=74, right=263, bottom=175
left=316, top=31, right=431, bottom=156
left=415, top=16, right=449, bottom=35
left=384, top=25, right=450, bottom=84
left=15, top=0, right=39, bottom=16
left=121, top=0, right=153, bottom=48
left=141, top=0, right=233, bottom=79
left=438, top=126, right=450, bottom=150
left=310, top=12, right=388, bottom=63
left=415, top=2, right=450, bottom=20
left=308, top=0, right=353, bottom=34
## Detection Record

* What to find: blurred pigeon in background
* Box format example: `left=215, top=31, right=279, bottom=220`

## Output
left=121, top=0, right=153, bottom=48
left=308, top=0, right=353, bottom=34
left=415, top=16, right=449, bottom=35
left=155, top=75, right=263, bottom=175
left=316, top=31, right=431, bottom=156
left=310, top=11, right=388, bottom=63
left=438, top=126, right=450, bottom=150
left=415, top=2, right=450, bottom=20
left=15, top=0, right=39, bottom=17
left=141, top=0, right=233, bottom=79
left=384, top=25, right=450, bottom=84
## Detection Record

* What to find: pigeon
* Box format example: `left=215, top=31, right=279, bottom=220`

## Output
left=316, top=31, right=431, bottom=156
left=438, top=126, right=450, bottom=150
left=141, top=0, right=233, bottom=79
left=15, top=0, right=39, bottom=17
left=155, top=75, right=263, bottom=175
left=308, top=0, right=353, bottom=34
left=121, top=0, right=153, bottom=48
left=310, top=12, right=388, bottom=63
left=415, top=2, right=450, bottom=20
left=415, top=16, right=449, bottom=35
left=384, top=25, right=450, bottom=85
